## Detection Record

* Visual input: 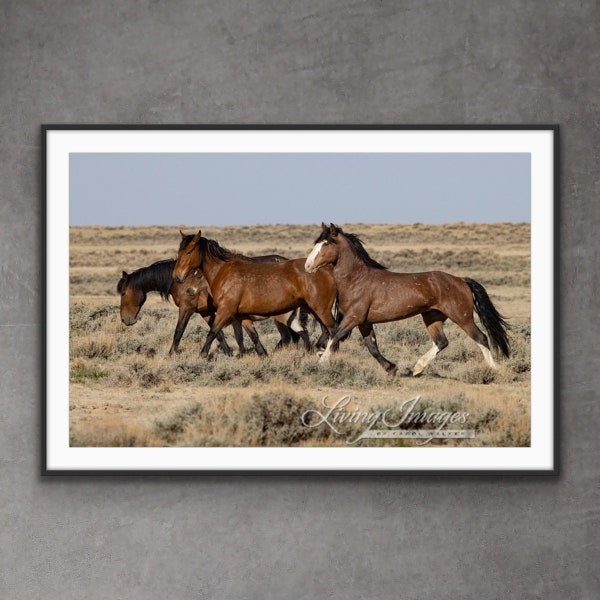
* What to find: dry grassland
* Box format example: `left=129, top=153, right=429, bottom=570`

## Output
left=70, top=223, right=531, bottom=448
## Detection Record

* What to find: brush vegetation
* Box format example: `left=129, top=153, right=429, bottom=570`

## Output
left=70, top=223, right=530, bottom=448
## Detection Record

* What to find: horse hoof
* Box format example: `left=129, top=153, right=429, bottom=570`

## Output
left=386, top=365, right=398, bottom=377
left=412, top=369, right=424, bottom=377
left=396, top=368, right=413, bottom=378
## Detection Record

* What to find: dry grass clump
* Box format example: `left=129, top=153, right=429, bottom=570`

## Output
left=147, top=387, right=530, bottom=448
left=70, top=358, right=108, bottom=384
left=153, top=390, right=335, bottom=447
left=69, top=383, right=530, bottom=448
left=69, top=223, right=532, bottom=448
left=70, top=418, right=162, bottom=447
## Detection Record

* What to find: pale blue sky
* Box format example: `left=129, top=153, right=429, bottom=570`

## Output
left=70, top=153, right=530, bottom=226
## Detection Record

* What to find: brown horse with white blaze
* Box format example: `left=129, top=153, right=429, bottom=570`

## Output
left=304, top=223, right=510, bottom=377
left=173, top=231, right=339, bottom=358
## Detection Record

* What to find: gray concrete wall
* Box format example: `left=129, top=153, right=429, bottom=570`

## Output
left=1, top=1, right=598, bottom=597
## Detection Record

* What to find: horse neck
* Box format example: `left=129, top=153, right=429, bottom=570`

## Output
left=197, top=253, right=225, bottom=287
left=334, top=236, right=369, bottom=280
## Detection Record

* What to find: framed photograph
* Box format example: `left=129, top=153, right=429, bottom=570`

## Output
left=42, top=125, right=558, bottom=474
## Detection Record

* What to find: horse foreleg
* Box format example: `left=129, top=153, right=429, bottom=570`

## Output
left=240, top=319, right=268, bottom=357
left=358, top=323, right=397, bottom=376
left=169, top=307, right=194, bottom=354
left=200, top=312, right=234, bottom=356
left=200, top=311, right=233, bottom=359
left=308, top=304, right=339, bottom=354
left=318, top=316, right=357, bottom=362
left=315, top=323, right=329, bottom=350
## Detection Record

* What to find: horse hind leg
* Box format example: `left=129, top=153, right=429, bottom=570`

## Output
left=231, top=319, right=245, bottom=355
left=457, top=318, right=497, bottom=369
left=273, top=318, right=293, bottom=350
left=412, top=310, right=449, bottom=377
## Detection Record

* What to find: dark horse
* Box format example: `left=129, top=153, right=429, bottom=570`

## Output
left=173, top=231, right=339, bottom=358
left=118, top=256, right=306, bottom=355
left=305, top=223, right=510, bottom=377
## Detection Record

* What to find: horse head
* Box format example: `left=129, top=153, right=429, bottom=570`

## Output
left=305, top=223, right=340, bottom=273
left=173, top=230, right=202, bottom=283
left=117, top=271, right=147, bottom=325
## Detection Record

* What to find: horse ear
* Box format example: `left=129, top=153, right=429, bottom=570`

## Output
left=321, top=222, right=327, bottom=231
left=329, top=223, right=339, bottom=237
left=179, top=229, right=185, bottom=239
left=122, top=271, right=128, bottom=280
left=191, top=230, right=202, bottom=244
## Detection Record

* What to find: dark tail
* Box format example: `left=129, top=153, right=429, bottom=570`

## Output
left=464, top=277, right=510, bottom=358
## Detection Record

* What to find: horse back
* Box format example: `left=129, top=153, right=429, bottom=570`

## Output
left=210, top=259, right=303, bottom=311
left=361, top=269, right=472, bottom=323
left=209, top=258, right=336, bottom=316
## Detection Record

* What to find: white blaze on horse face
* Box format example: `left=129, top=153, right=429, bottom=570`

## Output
left=305, top=241, right=326, bottom=273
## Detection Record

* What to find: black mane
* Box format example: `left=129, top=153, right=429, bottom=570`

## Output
left=117, top=259, right=175, bottom=299
left=315, top=227, right=387, bottom=270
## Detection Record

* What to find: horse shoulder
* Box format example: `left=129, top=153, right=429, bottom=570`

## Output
left=209, top=264, right=236, bottom=295
left=170, top=284, right=184, bottom=307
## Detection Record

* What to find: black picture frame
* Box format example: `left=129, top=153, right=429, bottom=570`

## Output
left=42, top=124, right=559, bottom=475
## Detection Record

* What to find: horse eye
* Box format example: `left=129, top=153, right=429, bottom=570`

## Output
left=121, top=292, right=125, bottom=297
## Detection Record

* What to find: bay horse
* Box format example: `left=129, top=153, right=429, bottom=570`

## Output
left=118, top=256, right=306, bottom=355
left=173, top=231, right=339, bottom=358
left=304, top=223, right=510, bottom=377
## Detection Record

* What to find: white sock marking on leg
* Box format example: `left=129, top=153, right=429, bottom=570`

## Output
left=289, top=310, right=303, bottom=333
left=478, top=343, right=497, bottom=369
left=319, top=338, right=334, bottom=362
left=413, top=342, right=439, bottom=375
